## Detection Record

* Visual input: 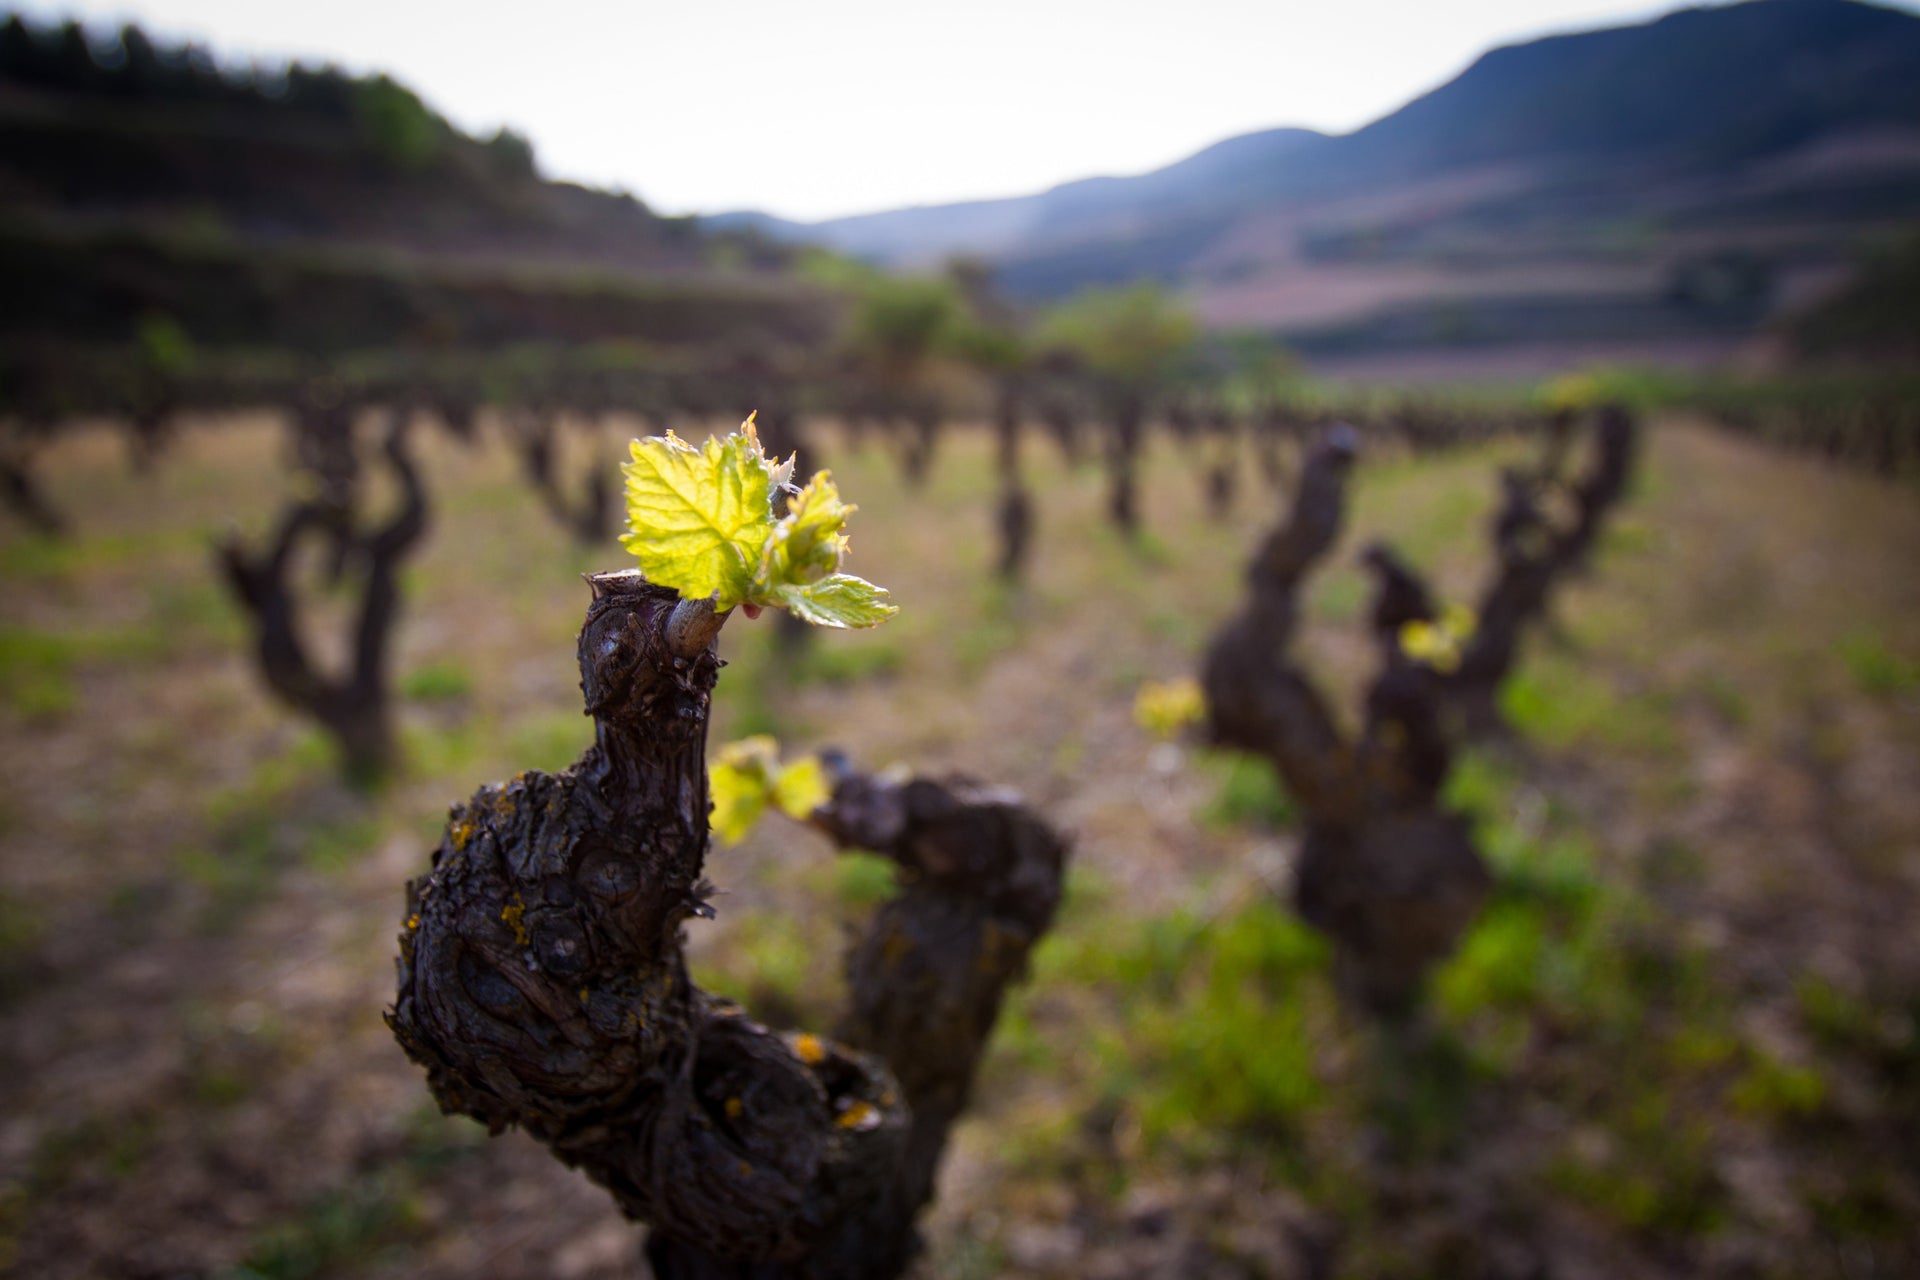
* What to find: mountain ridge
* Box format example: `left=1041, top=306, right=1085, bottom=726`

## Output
left=718, top=0, right=1920, bottom=289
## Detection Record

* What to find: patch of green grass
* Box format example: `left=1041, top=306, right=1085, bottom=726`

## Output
left=0, top=532, right=71, bottom=580
left=1060, top=861, right=1114, bottom=913
left=792, top=638, right=905, bottom=687
left=506, top=710, right=589, bottom=774
left=1434, top=901, right=1552, bottom=1019
left=941, top=1231, right=1011, bottom=1280
left=0, top=628, right=77, bottom=718
left=1436, top=748, right=1669, bottom=1056
left=1486, top=825, right=1604, bottom=915
left=1837, top=630, right=1919, bottom=698
left=1307, top=570, right=1366, bottom=624
left=949, top=610, right=1023, bottom=679
left=399, top=721, right=485, bottom=780
left=1032, top=899, right=1333, bottom=1160
left=1197, top=751, right=1297, bottom=830
left=186, top=1062, right=253, bottom=1108
left=832, top=850, right=896, bottom=908
left=1352, top=453, right=1497, bottom=554
left=399, top=660, right=474, bottom=702
left=1729, top=1051, right=1827, bottom=1119
left=1544, top=1109, right=1726, bottom=1236
left=1794, top=974, right=1883, bottom=1050
left=1600, top=516, right=1660, bottom=558
left=1500, top=656, right=1681, bottom=757
left=218, top=1171, right=425, bottom=1280
left=1114, top=904, right=1330, bottom=1152
left=1430, top=742, right=1770, bottom=1241
left=0, top=618, right=189, bottom=719
left=1695, top=670, right=1752, bottom=728
left=691, top=909, right=833, bottom=1029
left=1119, top=527, right=1176, bottom=568
left=302, top=815, right=382, bottom=873
left=0, top=527, right=207, bottom=580
left=1442, top=748, right=1522, bottom=813
left=218, top=1108, right=485, bottom=1280
left=175, top=731, right=381, bottom=924
left=1143, top=602, right=1209, bottom=645
left=25, top=1110, right=163, bottom=1202
left=150, top=576, right=245, bottom=646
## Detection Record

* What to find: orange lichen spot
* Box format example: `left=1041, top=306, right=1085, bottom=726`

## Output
left=578, top=988, right=590, bottom=1004
left=405, top=913, right=420, bottom=932
left=724, top=1096, right=743, bottom=1119
left=835, top=1101, right=874, bottom=1130
left=447, top=816, right=478, bottom=850
left=500, top=894, right=530, bottom=946
left=736, top=1159, right=753, bottom=1177
left=792, top=1032, right=825, bottom=1065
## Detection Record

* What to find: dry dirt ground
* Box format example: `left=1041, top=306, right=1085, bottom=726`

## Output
left=0, top=411, right=1916, bottom=1278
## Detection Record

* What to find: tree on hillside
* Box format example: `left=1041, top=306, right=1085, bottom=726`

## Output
left=1038, top=283, right=1198, bottom=535
left=948, top=262, right=1040, bottom=581
left=842, top=274, right=963, bottom=487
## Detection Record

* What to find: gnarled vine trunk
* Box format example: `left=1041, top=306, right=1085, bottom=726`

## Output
left=1444, top=404, right=1642, bottom=733
left=1201, top=426, right=1489, bottom=1014
left=390, top=573, right=1069, bottom=1278
left=0, top=419, right=65, bottom=536
left=992, top=382, right=1034, bottom=583
left=218, top=407, right=427, bottom=783
left=1104, top=394, right=1145, bottom=535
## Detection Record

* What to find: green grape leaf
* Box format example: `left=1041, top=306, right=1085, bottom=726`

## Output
left=771, top=573, right=898, bottom=629
left=620, top=420, right=783, bottom=610
left=621, top=419, right=895, bottom=630
left=756, top=471, right=853, bottom=593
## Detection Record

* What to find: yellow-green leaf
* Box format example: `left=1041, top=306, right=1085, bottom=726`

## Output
left=709, top=756, right=770, bottom=844
left=708, top=736, right=829, bottom=843
left=1134, top=677, right=1205, bottom=739
left=621, top=418, right=779, bottom=610
left=756, top=470, right=853, bottom=593
left=771, top=573, right=898, bottom=629
left=771, top=754, right=830, bottom=819
left=620, top=418, right=895, bottom=632
left=1399, top=619, right=1462, bottom=673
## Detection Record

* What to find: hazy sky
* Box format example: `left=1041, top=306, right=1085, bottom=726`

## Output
left=24, top=0, right=1920, bottom=221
